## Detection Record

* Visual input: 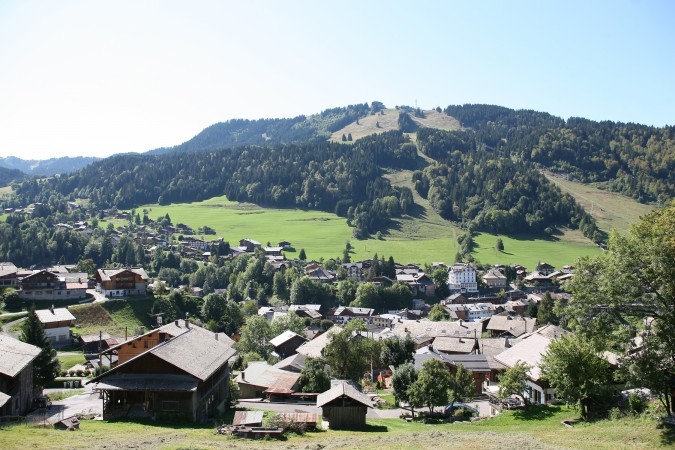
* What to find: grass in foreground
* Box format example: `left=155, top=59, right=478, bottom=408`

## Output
left=0, top=405, right=671, bottom=449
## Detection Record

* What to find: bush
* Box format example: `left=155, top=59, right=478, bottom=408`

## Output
left=628, top=391, right=647, bottom=415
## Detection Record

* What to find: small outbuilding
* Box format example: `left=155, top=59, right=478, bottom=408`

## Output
left=316, top=380, right=373, bottom=430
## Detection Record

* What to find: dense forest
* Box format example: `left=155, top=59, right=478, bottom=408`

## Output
left=413, top=128, right=603, bottom=242
left=0, top=166, right=25, bottom=186
left=445, top=104, right=675, bottom=203
left=13, top=131, right=416, bottom=238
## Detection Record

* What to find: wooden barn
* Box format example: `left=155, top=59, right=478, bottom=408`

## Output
left=89, top=324, right=236, bottom=422
left=0, top=334, right=41, bottom=417
left=316, top=381, right=373, bottom=430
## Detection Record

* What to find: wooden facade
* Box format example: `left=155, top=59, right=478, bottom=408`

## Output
left=316, top=381, right=373, bottom=430
left=96, top=268, right=148, bottom=297
left=91, top=324, right=236, bottom=422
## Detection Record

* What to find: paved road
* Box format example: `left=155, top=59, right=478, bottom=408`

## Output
left=0, top=315, right=26, bottom=338
left=237, top=400, right=404, bottom=419
left=27, top=386, right=102, bottom=424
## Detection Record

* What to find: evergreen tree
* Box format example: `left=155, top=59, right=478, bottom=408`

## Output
left=298, top=248, right=307, bottom=261
left=537, top=292, right=558, bottom=325
left=21, top=306, right=60, bottom=389
left=496, top=238, right=504, bottom=251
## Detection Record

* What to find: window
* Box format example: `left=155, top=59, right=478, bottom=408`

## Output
left=144, top=340, right=149, bottom=348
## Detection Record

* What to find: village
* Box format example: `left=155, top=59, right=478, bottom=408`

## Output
left=0, top=205, right=628, bottom=438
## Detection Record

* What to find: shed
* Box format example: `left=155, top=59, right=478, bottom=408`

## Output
left=316, top=381, right=373, bottom=430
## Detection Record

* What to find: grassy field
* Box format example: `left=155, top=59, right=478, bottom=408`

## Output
left=69, top=297, right=154, bottom=338
left=544, top=173, right=655, bottom=235
left=473, top=229, right=605, bottom=268
left=0, top=405, right=671, bottom=449
left=57, top=354, right=87, bottom=371
left=136, top=172, right=607, bottom=266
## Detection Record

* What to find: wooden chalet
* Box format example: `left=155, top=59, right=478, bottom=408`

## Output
left=269, top=330, right=308, bottom=359
left=316, top=380, right=373, bottom=430
left=0, top=334, right=41, bottom=416
left=19, top=270, right=88, bottom=301
left=0, top=262, right=18, bottom=287
left=35, top=307, right=76, bottom=347
left=90, top=323, right=237, bottom=422
left=95, top=267, right=149, bottom=297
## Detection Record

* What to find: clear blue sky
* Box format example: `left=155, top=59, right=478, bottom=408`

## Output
left=1, top=0, right=673, bottom=159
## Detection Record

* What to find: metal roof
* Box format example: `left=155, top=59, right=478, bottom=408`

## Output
left=316, top=380, right=373, bottom=408
left=95, top=373, right=198, bottom=392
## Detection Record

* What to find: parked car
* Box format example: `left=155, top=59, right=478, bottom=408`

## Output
left=32, top=396, right=52, bottom=409
left=444, top=402, right=478, bottom=417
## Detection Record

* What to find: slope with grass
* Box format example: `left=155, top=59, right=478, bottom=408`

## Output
left=69, top=298, right=154, bottom=338
left=544, top=173, right=656, bottom=235
left=329, top=108, right=460, bottom=142
left=0, top=405, right=671, bottom=449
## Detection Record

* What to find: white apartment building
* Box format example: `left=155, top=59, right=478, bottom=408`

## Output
left=447, top=263, right=478, bottom=293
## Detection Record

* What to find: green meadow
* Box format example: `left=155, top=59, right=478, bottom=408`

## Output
left=473, top=229, right=604, bottom=268
left=137, top=193, right=606, bottom=267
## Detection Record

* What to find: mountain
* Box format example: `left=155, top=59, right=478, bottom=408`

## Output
left=0, top=156, right=100, bottom=176
left=7, top=103, right=674, bottom=246
left=0, top=166, right=25, bottom=186
left=147, top=103, right=371, bottom=155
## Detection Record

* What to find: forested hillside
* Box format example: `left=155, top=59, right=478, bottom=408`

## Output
left=0, top=166, right=25, bottom=186
left=5, top=102, right=673, bottom=250
left=13, top=131, right=416, bottom=238
left=149, top=103, right=371, bottom=155
left=413, top=128, right=603, bottom=242
left=445, top=104, right=675, bottom=203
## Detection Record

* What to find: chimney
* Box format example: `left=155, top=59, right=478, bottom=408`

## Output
left=185, top=313, right=190, bottom=328
left=50, top=304, right=55, bottom=314
left=215, top=333, right=219, bottom=341
left=175, top=320, right=179, bottom=326
left=505, top=336, right=510, bottom=348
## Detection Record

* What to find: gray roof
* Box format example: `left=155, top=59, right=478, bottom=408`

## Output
left=486, top=315, right=536, bottom=337
left=432, top=336, right=477, bottom=354
left=236, top=361, right=301, bottom=391
left=390, top=319, right=482, bottom=339
left=316, top=380, right=373, bottom=408
left=296, top=326, right=342, bottom=358
left=92, top=324, right=236, bottom=384
left=494, top=333, right=553, bottom=381
left=35, top=308, right=76, bottom=324
left=270, top=330, right=307, bottom=348
left=273, top=353, right=306, bottom=372
left=150, top=328, right=237, bottom=381
left=97, top=267, right=149, bottom=281
left=95, top=373, right=198, bottom=392
left=0, top=334, right=41, bottom=377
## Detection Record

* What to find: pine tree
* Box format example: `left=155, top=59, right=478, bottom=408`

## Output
left=496, top=238, right=504, bottom=251
left=298, top=248, right=307, bottom=261
left=347, top=133, right=353, bottom=141
left=21, top=306, right=60, bottom=389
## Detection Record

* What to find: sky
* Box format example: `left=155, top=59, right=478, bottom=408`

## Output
left=0, top=0, right=674, bottom=160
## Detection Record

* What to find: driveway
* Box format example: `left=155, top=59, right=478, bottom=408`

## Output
left=87, top=289, right=109, bottom=303
left=0, top=314, right=27, bottom=338
left=27, top=385, right=102, bottom=424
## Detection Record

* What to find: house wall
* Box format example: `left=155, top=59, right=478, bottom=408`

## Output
left=44, top=326, right=71, bottom=346
left=322, top=405, right=367, bottom=429
left=20, top=288, right=86, bottom=300
left=238, top=382, right=266, bottom=399
left=525, top=380, right=556, bottom=405
left=0, top=364, right=34, bottom=416
left=114, top=332, right=172, bottom=365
